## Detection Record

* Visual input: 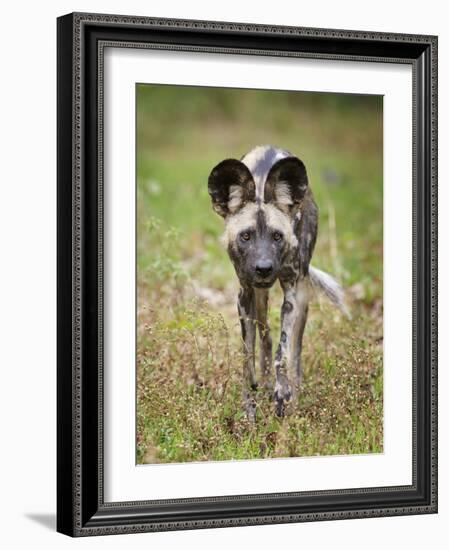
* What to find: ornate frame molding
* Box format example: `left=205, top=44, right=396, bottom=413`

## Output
left=57, top=12, right=437, bottom=536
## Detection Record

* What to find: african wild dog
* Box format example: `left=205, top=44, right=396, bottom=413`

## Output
left=208, top=145, right=347, bottom=418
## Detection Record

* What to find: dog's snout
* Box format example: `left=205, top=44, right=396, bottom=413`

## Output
left=255, top=261, right=273, bottom=278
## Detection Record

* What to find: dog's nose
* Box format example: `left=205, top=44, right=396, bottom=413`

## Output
left=255, top=261, right=273, bottom=278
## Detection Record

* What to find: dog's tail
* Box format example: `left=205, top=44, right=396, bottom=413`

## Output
left=309, top=265, right=350, bottom=318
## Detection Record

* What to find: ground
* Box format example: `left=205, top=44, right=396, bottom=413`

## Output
left=136, top=86, right=383, bottom=464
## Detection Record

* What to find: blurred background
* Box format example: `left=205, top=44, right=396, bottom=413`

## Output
left=136, top=85, right=383, bottom=464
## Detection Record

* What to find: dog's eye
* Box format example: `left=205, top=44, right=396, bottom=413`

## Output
left=273, top=232, right=283, bottom=241
left=240, top=232, right=251, bottom=241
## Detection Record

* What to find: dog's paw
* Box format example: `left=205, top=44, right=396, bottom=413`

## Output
left=273, top=376, right=292, bottom=418
left=243, top=392, right=257, bottom=423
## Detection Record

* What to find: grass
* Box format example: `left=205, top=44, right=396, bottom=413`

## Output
left=136, top=85, right=383, bottom=464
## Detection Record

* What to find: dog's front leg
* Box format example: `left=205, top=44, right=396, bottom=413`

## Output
left=292, top=278, right=310, bottom=389
left=274, top=282, right=301, bottom=417
left=238, top=287, right=257, bottom=421
left=254, top=288, right=273, bottom=389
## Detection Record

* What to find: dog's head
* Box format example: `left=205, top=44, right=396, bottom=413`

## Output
left=208, top=147, right=315, bottom=288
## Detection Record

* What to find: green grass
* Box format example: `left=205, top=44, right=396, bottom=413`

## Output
left=136, top=85, right=383, bottom=463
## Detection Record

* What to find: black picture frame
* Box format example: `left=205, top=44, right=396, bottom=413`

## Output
left=57, top=12, right=438, bottom=537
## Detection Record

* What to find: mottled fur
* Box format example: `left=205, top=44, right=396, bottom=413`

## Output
left=208, top=145, right=346, bottom=418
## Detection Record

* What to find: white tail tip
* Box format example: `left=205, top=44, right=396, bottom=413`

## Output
left=309, top=265, right=351, bottom=319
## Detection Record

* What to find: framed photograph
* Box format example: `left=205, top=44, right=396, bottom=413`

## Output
left=57, top=12, right=438, bottom=536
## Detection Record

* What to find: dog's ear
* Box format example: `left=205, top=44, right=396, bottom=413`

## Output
left=264, top=157, right=309, bottom=214
left=208, top=159, right=256, bottom=218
